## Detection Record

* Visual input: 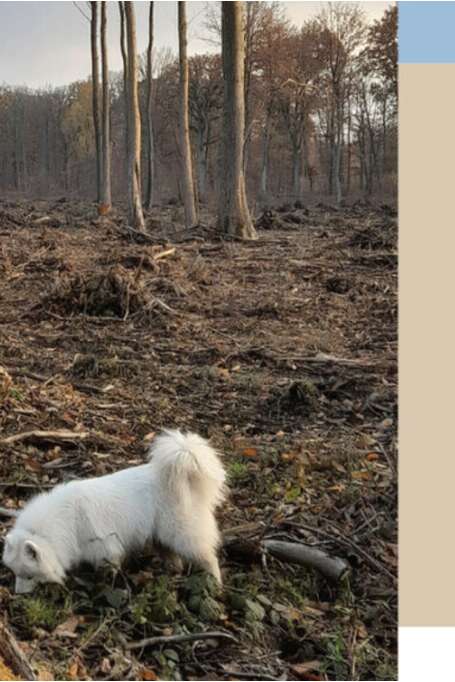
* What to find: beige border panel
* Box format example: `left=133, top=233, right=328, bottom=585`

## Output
left=400, top=64, right=455, bottom=626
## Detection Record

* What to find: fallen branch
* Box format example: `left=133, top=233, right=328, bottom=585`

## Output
left=299, top=352, right=385, bottom=368
left=153, top=247, right=176, bottom=261
left=113, top=223, right=162, bottom=245
left=126, top=630, right=236, bottom=651
left=149, top=297, right=176, bottom=315
left=1, top=429, right=89, bottom=446
left=288, top=521, right=397, bottom=583
left=223, top=532, right=349, bottom=584
left=220, top=668, right=280, bottom=681
left=263, top=539, right=350, bottom=583
left=6, top=366, right=106, bottom=395
left=0, top=619, right=36, bottom=680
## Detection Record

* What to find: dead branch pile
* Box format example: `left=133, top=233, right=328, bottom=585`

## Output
left=43, top=265, right=171, bottom=319
left=255, top=209, right=308, bottom=231
left=267, top=379, right=320, bottom=417
left=348, top=218, right=397, bottom=250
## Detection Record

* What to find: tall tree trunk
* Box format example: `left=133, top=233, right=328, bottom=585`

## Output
left=124, top=1, right=145, bottom=231
left=90, top=2, right=102, bottom=203
left=217, top=1, right=256, bottom=239
left=145, top=1, right=155, bottom=210
left=196, top=119, right=208, bottom=202
left=259, top=106, right=271, bottom=201
left=118, top=1, right=128, bottom=158
left=333, top=88, right=344, bottom=204
left=334, top=142, right=342, bottom=204
left=291, top=144, right=301, bottom=198
left=178, top=2, right=197, bottom=227
left=100, top=2, right=111, bottom=210
left=346, top=104, right=352, bottom=194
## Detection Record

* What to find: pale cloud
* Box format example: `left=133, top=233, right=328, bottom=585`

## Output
left=0, top=1, right=393, bottom=89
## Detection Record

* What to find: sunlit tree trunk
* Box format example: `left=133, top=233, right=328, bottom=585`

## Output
left=100, top=1, right=111, bottom=211
left=124, top=1, right=145, bottom=231
left=217, top=1, right=256, bottom=239
left=118, top=1, right=128, bottom=157
left=196, top=118, right=209, bottom=202
left=178, top=2, right=197, bottom=227
left=145, top=1, right=155, bottom=210
left=90, top=2, right=102, bottom=202
left=259, top=105, right=271, bottom=201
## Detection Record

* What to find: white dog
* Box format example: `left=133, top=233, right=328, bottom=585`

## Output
left=2, top=430, right=227, bottom=593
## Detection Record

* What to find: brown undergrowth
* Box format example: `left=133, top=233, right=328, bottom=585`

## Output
left=0, top=199, right=397, bottom=681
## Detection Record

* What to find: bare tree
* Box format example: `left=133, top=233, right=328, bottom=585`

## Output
left=217, top=2, right=256, bottom=239
left=124, top=1, right=145, bottom=231
left=145, top=1, right=155, bottom=210
left=315, top=2, right=365, bottom=203
left=90, top=1, right=102, bottom=202
left=100, top=1, right=111, bottom=210
left=178, top=1, right=197, bottom=227
left=189, top=54, right=222, bottom=203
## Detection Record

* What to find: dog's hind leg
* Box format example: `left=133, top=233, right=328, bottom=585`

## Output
left=197, top=552, right=222, bottom=585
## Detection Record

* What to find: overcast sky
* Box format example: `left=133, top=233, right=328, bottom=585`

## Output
left=0, top=1, right=393, bottom=89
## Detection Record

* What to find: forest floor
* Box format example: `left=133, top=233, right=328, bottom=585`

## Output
left=0, top=197, right=397, bottom=681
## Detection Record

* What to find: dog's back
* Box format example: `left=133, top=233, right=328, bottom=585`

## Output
left=3, top=429, right=227, bottom=589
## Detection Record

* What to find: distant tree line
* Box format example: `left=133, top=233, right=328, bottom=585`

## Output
left=0, top=2, right=397, bottom=215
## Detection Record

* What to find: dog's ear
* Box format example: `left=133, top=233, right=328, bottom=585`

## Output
left=24, top=540, right=40, bottom=562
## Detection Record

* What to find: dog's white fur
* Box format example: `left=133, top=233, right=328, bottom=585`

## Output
left=2, top=430, right=227, bottom=594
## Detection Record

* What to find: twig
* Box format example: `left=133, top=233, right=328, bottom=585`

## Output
left=5, top=366, right=106, bottom=395
left=220, top=669, right=281, bottom=681
left=298, top=352, right=387, bottom=368
left=1, top=429, right=89, bottom=445
left=153, top=247, right=176, bottom=261
left=126, top=630, right=236, bottom=651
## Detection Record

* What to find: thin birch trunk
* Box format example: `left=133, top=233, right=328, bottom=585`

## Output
left=100, top=1, right=111, bottom=210
left=259, top=106, right=271, bottom=200
left=124, top=2, right=145, bottom=231
left=196, top=120, right=208, bottom=202
left=90, top=2, right=102, bottom=202
left=145, top=1, right=155, bottom=210
left=178, top=1, right=198, bottom=227
left=118, top=1, right=128, bottom=158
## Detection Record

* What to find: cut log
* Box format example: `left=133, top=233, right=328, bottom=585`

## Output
left=263, top=539, right=350, bottom=583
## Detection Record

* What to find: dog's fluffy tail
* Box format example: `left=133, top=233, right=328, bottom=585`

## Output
left=147, top=430, right=227, bottom=509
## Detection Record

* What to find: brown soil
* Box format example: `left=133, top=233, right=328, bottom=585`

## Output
left=0, top=199, right=397, bottom=681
